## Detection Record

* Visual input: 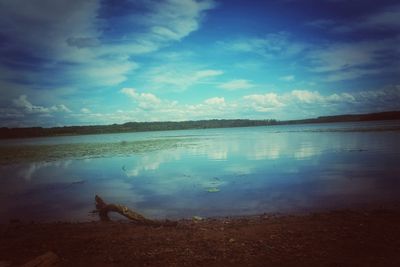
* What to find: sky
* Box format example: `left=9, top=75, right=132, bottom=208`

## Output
left=0, top=0, right=399, bottom=127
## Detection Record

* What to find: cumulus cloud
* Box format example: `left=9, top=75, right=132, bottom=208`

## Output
left=13, top=95, right=49, bottom=114
left=218, top=79, right=256, bottom=90
left=12, top=95, right=71, bottom=114
left=243, top=93, right=284, bottom=112
left=2, top=1, right=398, bottom=127
left=242, top=85, right=400, bottom=116
left=204, top=97, right=225, bottom=105
left=68, top=85, right=400, bottom=125
left=114, top=88, right=238, bottom=121
left=290, top=90, right=323, bottom=103
left=326, top=93, right=356, bottom=103
left=52, top=104, right=72, bottom=113
left=121, top=88, right=163, bottom=110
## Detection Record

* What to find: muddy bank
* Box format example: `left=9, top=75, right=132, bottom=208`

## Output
left=1, top=208, right=400, bottom=266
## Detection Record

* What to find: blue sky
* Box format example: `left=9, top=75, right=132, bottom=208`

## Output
left=0, top=0, right=399, bottom=127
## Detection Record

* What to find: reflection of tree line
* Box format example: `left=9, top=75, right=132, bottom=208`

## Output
left=1, top=110, right=399, bottom=139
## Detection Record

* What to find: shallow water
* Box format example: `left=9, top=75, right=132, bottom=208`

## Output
left=1, top=120, right=400, bottom=222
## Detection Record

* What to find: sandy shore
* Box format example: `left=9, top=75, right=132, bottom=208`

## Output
left=1, top=208, right=400, bottom=266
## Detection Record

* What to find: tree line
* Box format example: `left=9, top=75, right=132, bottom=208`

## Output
left=1, top=111, right=399, bottom=139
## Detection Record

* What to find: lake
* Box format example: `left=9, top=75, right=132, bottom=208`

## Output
left=1, top=120, right=400, bottom=222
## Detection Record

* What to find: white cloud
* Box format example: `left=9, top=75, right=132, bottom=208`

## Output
left=280, top=75, right=295, bottom=81
left=228, top=38, right=268, bottom=53
left=306, top=38, right=399, bottom=81
left=148, top=67, right=223, bottom=91
left=144, top=0, right=217, bottom=42
left=287, top=89, right=369, bottom=106
left=0, top=0, right=128, bottom=87
left=12, top=95, right=71, bottom=114
left=70, top=85, right=400, bottom=125
left=204, top=97, right=225, bottom=105
left=121, top=88, right=163, bottom=110
left=326, top=93, right=356, bottom=103
left=303, top=7, right=400, bottom=83
left=81, top=108, right=91, bottom=113
left=218, top=79, right=255, bottom=90
left=307, top=42, right=373, bottom=73
left=222, top=28, right=397, bottom=83
left=79, top=60, right=139, bottom=86
left=222, top=32, right=306, bottom=58
left=0, top=0, right=99, bottom=57
left=365, top=5, right=400, bottom=29
left=306, top=19, right=337, bottom=29
left=51, top=104, right=72, bottom=113
left=195, top=69, right=224, bottom=79
left=353, top=85, right=400, bottom=102
left=0, top=0, right=217, bottom=90
left=306, top=4, right=400, bottom=33
left=242, top=85, right=400, bottom=116
left=291, top=90, right=323, bottom=103
left=13, top=95, right=49, bottom=114
left=336, top=4, right=400, bottom=33
left=0, top=107, right=23, bottom=119
left=243, top=93, right=284, bottom=112
left=109, top=88, right=238, bottom=122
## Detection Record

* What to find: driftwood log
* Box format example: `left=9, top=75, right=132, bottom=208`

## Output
left=94, top=195, right=176, bottom=226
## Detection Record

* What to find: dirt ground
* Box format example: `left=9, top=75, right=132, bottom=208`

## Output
left=1, top=208, right=400, bottom=267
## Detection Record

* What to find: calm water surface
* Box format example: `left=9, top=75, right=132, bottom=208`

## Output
left=1, top=121, right=400, bottom=222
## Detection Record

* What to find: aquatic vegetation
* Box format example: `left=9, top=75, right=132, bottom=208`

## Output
left=206, top=187, right=220, bottom=193
left=0, top=138, right=193, bottom=164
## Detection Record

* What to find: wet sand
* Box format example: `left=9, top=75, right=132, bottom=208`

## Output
left=1, top=208, right=400, bottom=266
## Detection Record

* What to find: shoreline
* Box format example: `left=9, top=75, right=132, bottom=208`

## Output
left=1, top=111, right=399, bottom=140
left=2, top=207, right=400, bottom=266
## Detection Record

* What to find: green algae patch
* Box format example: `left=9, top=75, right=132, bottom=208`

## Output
left=0, top=138, right=192, bottom=164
